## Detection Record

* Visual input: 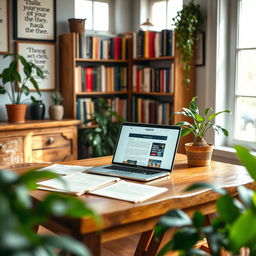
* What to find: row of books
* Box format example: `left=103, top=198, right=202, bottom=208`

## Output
left=132, top=98, right=171, bottom=125
left=76, top=33, right=128, bottom=60
left=133, top=30, right=174, bottom=58
left=75, top=66, right=127, bottom=93
left=76, top=97, right=127, bottom=124
left=132, top=65, right=174, bottom=93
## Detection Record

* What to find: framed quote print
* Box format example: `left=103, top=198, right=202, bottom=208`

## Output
left=14, top=0, right=56, bottom=41
left=16, top=41, right=56, bottom=91
left=0, top=0, right=9, bottom=54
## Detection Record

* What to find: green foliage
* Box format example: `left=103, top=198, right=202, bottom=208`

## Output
left=172, top=0, right=205, bottom=86
left=83, top=98, right=125, bottom=157
left=174, top=97, right=230, bottom=144
left=155, top=145, right=256, bottom=255
left=0, top=53, right=44, bottom=104
left=51, top=92, right=63, bottom=105
left=0, top=168, right=99, bottom=256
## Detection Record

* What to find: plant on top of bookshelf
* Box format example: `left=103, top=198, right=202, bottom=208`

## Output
left=174, top=97, right=230, bottom=166
left=83, top=98, right=125, bottom=157
left=172, top=0, right=205, bottom=86
left=155, top=145, right=256, bottom=256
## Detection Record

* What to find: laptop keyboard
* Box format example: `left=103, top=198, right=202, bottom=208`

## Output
left=104, top=165, right=160, bottom=175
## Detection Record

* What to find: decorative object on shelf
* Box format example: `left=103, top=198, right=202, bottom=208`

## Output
left=0, top=0, right=9, bottom=54
left=172, top=0, right=205, bottom=85
left=0, top=168, right=97, bottom=256
left=83, top=98, right=125, bottom=157
left=155, top=145, right=256, bottom=256
left=140, top=18, right=154, bottom=31
left=49, top=92, right=64, bottom=120
left=0, top=53, right=44, bottom=123
left=16, top=41, right=56, bottom=91
left=30, top=96, right=45, bottom=120
left=68, top=18, right=86, bottom=34
left=13, top=0, right=56, bottom=41
left=174, top=97, right=230, bottom=166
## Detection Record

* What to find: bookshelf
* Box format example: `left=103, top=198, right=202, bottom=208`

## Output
left=59, top=32, right=195, bottom=152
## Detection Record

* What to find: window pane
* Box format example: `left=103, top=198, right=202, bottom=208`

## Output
left=167, top=0, right=183, bottom=29
left=234, top=97, right=256, bottom=142
left=152, top=1, right=167, bottom=31
left=236, top=49, right=256, bottom=96
left=75, top=0, right=92, bottom=30
left=93, top=1, right=109, bottom=31
left=238, top=0, right=256, bottom=48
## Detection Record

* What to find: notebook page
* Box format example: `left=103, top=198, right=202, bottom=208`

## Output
left=37, top=173, right=120, bottom=196
left=90, top=180, right=168, bottom=203
left=36, top=164, right=93, bottom=175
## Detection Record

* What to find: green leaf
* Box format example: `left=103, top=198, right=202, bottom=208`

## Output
left=204, top=107, right=213, bottom=116
left=23, top=64, right=32, bottom=77
left=181, top=128, right=192, bottom=137
left=185, top=182, right=227, bottom=195
left=14, top=185, right=32, bottom=208
left=0, top=85, right=6, bottom=94
left=0, top=169, right=18, bottom=184
left=157, top=240, right=173, bottom=256
left=189, top=97, right=199, bottom=114
left=230, top=209, right=256, bottom=251
left=195, top=113, right=204, bottom=122
left=29, top=77, right=41, bottom=95
left=216, top=194, right=240, bottom=223
left=235, top=145, right=256, bottom=181
left=192, top=212, right=205, bottom=228
left=238, top=186, right=254, bottom=209
left=208, top=110, right=231, bottom=121
left=21, top=85, right=30, bottom=96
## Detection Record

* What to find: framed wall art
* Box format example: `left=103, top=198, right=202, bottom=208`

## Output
left=195, top=32, right=205, bottom=66
left=0, top=0, right=9, bottom=54
left=16, top=41, right=56, bottom=91
left=13, top=0, right=56, bottom=41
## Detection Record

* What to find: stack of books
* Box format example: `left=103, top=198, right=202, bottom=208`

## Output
left=133, top=98, right=171, bottom=125
left=133, top=29, right=174, bottom=58
left=132, top=65, right=174, bottom=93
left=76, top=34, right=128, bottom=60
left=75, top=65, right=127, bottom=92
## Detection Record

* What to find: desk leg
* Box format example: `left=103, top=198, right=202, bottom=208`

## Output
left=74, top=232, right=101, bottom=256
left=134, top=230, right=154, bottom=256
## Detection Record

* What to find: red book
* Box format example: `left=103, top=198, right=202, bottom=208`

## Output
left=149, top=32, right=156, bottom=58
left=85, top=67, right=93, bottom=92
left=114, top=37, right=120, bottom=60
left=141, top=100, right=145, bottom=123
left=136, top=69, right=141, bottom=92
left=160, top=70, right=164, bottom=92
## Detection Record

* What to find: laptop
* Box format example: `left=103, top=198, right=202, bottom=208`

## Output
left=86, top=122, right=181, bottom=181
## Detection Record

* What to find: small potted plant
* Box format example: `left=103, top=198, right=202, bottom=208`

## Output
left=174, top=97, right=230, bottom=166
left=30, top=95, right=45, bottom=120
left=0, top=53, right=44, bottom=123
left=49, top=92, right=64, bottom=120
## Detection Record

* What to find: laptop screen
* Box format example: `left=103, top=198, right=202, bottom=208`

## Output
left=112, top=123, right=181, bottom=171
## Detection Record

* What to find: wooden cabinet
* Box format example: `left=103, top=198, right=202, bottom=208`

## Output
left=0, top=119, right=81, bottom=167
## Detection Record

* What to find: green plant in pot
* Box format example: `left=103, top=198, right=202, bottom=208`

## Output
left=49, top=92, right=64, bottom=120
left=173, top=0, right=205, bottom=86
left=174, top=97, right=230, bottom=166
left=0, top=53, right=44, bottom=123
left=155, top=145, right=256, bottom=256
left=82, top=98, right=125, bottom=157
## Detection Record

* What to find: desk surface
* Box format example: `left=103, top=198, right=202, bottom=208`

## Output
left=27, top=154, right=253, bottom=236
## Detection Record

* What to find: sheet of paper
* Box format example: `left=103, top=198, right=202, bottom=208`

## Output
left=37, top=173, right=120, bottom=196
left=36, top=164, right=93, bottom=175
left=91, top=180, right=168, bottom=203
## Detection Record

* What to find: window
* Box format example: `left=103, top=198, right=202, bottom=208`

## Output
left=75, top=0, right=110, bottom=32
left=149, top=0, right=183, bottom=31
left=227, top=0, right=256, bottom=149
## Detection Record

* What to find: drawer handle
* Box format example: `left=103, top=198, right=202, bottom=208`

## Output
left=0, top=144, right=3, bottom=149
left=47, top=137, right=55, bottom=145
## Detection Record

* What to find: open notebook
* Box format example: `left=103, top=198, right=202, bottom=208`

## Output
left=37, top=173, right=168, bottom=203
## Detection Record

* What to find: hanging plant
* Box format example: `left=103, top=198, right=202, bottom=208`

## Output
left=172, top=0, right=205, bottom=85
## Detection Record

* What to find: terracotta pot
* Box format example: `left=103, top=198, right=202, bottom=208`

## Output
left=49, top=105, right=64, bottom=120
left=6, top=104, right=27, bottom=123
left=185, top=142, right=213, bottom=166
left=68, top=18, right=86, bottom=34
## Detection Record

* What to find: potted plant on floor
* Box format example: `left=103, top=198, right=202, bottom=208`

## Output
left=155, top=145, right=256, bottom=256
left=0, top=53, right=44, bottom=123
left=174, top=97, right=230, bottom=166
left=49, top=92, right=64, bottom=120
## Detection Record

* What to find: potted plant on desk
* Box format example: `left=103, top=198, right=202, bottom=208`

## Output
left=49, top=92, right=64, bottom=120
left=174, top=97, right=230, bottom=166
left=0, top=53, right=44, bottom=123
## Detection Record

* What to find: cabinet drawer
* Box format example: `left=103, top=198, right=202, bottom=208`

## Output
left=32, top=133, right=71, bottom=149
left=0, top=153, right=23, bottom=165
left=32, top=146, right=72, bottom=162
left=0, top=137, right=23, bottom=154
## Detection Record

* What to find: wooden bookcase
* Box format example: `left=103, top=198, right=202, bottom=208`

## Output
left=59, top=33, right=195, bottom=153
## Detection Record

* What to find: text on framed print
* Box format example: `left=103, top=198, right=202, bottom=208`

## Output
left=14, top=0, right=56, bottom=41
left=16, top=41, right=56, bottom=91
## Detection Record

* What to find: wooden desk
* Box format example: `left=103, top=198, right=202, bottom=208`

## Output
left=25, top=154, right=254, bottom=256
